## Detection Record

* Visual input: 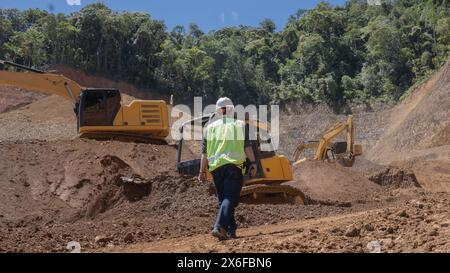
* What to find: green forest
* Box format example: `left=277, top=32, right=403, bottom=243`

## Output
left=0, top=0, right=449, bottom=106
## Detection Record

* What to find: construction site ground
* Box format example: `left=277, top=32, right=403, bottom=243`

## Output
left=0, top=62, right=449, bottom=253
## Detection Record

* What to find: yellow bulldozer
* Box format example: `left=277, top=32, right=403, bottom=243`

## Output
left=0, top=60, right=170, bottom=141
left=176, top=114, right=362, bottom=205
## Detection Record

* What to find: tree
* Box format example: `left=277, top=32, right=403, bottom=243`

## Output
left=259, top=19, right=276, bottom=33
left=170, top=25, right=185, bottom=48
left=0, top=16, right=13, bottom=58
left=130, top=18, right=166, bottom=85
left=5, top=26, right=47, bottom=65
left=74, top=3, right=111, bottom=70
left=287, top=9, right=308, bottom=25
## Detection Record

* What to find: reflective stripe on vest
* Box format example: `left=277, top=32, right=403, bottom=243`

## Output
left=207, top=151, right=245, bottom=164
left=206, top=117, right=246, bottom=172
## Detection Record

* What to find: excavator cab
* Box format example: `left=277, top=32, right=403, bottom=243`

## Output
left=78, top=89, right=121, bottom=127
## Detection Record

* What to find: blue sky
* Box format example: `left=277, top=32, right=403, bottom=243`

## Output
left=0, top=0, right=347, bottom=32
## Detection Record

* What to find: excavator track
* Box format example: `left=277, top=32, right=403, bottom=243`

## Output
left=240, top=184, right=305, bottom=205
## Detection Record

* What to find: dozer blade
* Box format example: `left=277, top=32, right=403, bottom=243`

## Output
left=240, top=184, right=305, bottom=205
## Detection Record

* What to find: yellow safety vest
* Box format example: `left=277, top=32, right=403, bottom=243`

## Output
left=206, top=117, right=246, bottom=172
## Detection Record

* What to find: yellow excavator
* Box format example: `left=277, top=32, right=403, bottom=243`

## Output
left=293, top=115, right=363, bottom=167
left=176, top=114, right=362, bottom=205
left=0, top=60, right=170, bottom=141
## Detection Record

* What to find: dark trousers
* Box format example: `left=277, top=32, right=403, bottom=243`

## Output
left=211, top=164, right=243, bottom=235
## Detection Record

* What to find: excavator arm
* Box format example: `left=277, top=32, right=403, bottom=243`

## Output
left=293, top=115, right=362, bottom=166
left=314, top=115, right=354, bottom=160
left=0, top=60, right=83, bottom=104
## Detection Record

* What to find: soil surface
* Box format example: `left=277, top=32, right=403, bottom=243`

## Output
left=0, top=86, right=47, bottom=114
left=0, top=139, right=415, bottom=252
left=105, top=191, right=450, bottom=253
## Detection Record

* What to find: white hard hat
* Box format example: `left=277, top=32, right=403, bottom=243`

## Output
left=215, top=97, right=234, bottom=110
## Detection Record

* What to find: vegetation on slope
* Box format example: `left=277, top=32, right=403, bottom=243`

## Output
left=0, top=0, right=449, bottom=106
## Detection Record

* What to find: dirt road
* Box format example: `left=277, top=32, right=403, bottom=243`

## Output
left=102, top=191, right=450, bottom=253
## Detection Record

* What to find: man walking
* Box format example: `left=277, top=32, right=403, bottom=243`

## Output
left=198, top=97, right=257, bottom=240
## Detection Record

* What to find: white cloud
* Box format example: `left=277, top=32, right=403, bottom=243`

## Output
left=231, top=11, right=239, bottom=21
left=219, top=12, right=225, bottom=23
left=66, top=0, right=81, bottom=6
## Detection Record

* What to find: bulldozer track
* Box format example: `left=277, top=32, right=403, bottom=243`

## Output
left=241, top=184, right=305, bottom=205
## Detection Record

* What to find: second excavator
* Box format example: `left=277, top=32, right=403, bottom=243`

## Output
left=293, top=115, right=363, bottom=167
left=0, top=60, right=170, bottom=142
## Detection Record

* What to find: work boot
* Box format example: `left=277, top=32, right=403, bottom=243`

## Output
left=227, top=232, right=237, bottom=239
left=211, top=227, right=228, bottom=241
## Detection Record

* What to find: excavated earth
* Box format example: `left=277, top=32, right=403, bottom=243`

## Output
left=0, top=86, right=47, bottom=114
left=0, top=139, right=418, bottom=252
left=105, top=191, right=450, bottom=253
left=0, top=60, right=449, bottom=253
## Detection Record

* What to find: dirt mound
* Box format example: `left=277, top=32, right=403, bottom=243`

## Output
left=368, top=167, right=421, bottom=189
left=81, top=156, right=153, bottom=218
left=0, top=139, right=185, bottom=216
left=0, top=95, right=76, bottom=141
left=0, top=86, right=47, bottom=113
left=286, top=161, right=383, bottom=205
left=366, top=59, right=450, bottom=164
left=390, top=159, right=450, bottom=193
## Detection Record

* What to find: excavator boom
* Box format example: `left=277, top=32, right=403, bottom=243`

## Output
left=314, top=116, right=354, bottom=160
left=0, top=60, right=82, bottom=104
